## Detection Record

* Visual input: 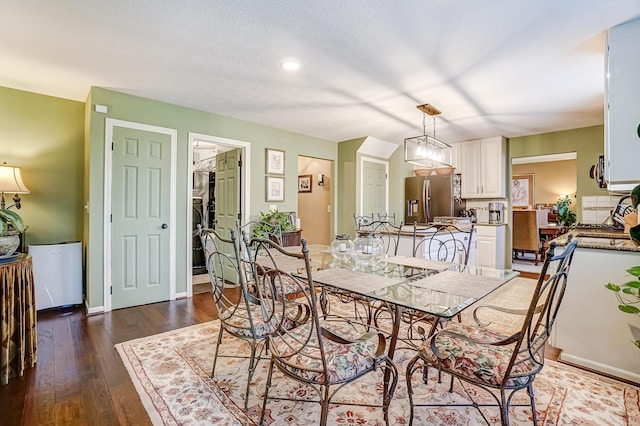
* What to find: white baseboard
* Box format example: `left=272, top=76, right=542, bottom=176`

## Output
left=85, top=300, right=104, bottom=315
left=559, top=353, right=640, bottom=384
left=175, top=292, right=188, bottom=299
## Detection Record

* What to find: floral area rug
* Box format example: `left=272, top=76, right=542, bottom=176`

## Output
left=116, top=282, right=640, bottom=425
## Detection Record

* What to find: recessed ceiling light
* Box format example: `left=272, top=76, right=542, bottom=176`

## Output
left=281, top=60, right=301, bottom=71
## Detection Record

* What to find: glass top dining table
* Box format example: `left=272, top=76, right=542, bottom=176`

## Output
left=301, top=250, right=519, bottom=322
left=261, top=245, right=520, bottom=393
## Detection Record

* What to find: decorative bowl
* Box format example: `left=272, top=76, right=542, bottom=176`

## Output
left=414, top=169, right=433, bottom=176
left=0, top=234, right=20, bottom=256
left=435, top=166, right=455, bottom=175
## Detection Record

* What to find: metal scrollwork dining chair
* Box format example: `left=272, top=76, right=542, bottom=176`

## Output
left=383, top=223, right=476, bottom=344
left=353, top=212, right=375, bottom=234
left=412, top=223, right=476, bottom=264
left=199, top=226, right=308, bottom=411
left=405, top=237, right=578, bottom=426
left=243, top=236, right=398, bottom=426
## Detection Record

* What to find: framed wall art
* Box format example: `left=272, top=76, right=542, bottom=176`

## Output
left=512, top=173, right=535, bottom=208
left=265, top=148, right=285, bottom=175
left=265, top=176, right=285, bottom=202
left=298, top=174, right=312, bottom=193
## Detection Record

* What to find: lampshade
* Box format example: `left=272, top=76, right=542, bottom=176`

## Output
left=0, top=164, right=30, bottom=194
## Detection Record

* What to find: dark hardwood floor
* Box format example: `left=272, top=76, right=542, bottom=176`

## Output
left=1, top=287, right=561, bottom=425
left=1, top=292, right=218, bottom=426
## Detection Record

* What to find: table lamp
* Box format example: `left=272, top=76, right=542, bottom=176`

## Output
left=0, top=163, right=30, bottom=210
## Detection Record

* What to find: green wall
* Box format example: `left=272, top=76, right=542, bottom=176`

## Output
left=0, top=86, right=84, bottom=246
left=336, top=137, right=413, bottom=236
left=509, top=125, right=608, bottom=222
left=337, top=138, right=362, bottom=235
left=86, top=87, right=338, bottom=309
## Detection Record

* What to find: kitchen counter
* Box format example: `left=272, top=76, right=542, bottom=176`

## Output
left=549, top=228, right=640, bottom=252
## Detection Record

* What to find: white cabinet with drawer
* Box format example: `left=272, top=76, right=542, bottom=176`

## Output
left=471, top=224, right=506, bottom=269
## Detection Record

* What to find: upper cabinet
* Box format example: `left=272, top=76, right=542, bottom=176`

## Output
left=460, top=136, right=506, bottom=199
left=605, top=18, right=640, bottom=191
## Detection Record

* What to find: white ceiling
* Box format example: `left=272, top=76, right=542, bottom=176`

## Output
left=2, top=1, right=640, bottom=145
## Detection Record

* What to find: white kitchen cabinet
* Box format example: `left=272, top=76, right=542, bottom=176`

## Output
left=460, top=136, right=506, bottom=198
left=471, top=224, right=506, bottom=269
left=605, top=18, right=640, bottom=191
left=555, top=246, right=640, bottom=383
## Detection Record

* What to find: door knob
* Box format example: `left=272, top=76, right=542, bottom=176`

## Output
left=161, top=223, right=168, bottom=229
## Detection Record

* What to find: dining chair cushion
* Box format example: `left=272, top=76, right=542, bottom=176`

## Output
left=221, top=302, right=304, bottom=339
left=418, top=322, right=537, bottom=387
left=272, top=321, right=381, bottom=383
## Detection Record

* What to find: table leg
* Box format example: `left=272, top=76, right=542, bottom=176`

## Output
left=383, top=304, right=401, bottom=398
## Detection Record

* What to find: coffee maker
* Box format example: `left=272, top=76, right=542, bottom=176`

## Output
left=488, top=202, right=504, bottom=224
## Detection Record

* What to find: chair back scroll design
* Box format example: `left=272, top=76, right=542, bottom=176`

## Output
left=243, top=235, right=398, bottom=426
left=370, top=220, right=404, bottom=256
left=406, top=236, right=579, bottom=426
left=199, top=225, right=277, bottom=411
left=412, top=223, right=476, bottom=265
left=353, top=213, right=375, bottom=232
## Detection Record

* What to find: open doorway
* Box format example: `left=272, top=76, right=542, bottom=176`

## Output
left=298, top=156, right=333, bottom=245
left=188, top=133, right=251, bottom=296
left=510, top=152, right=577, bottom=275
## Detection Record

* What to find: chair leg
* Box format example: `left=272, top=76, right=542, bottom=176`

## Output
left=320, top=386, right=330, bottom=426
left=211, top=328, right=225, bottom=377
left=528, top=382, right=538, bottom=425
left=243, top=342, right=258, bottom=411
left=500, top=388, right=509, bottom=426
left=259, top=359, right=275, bottom=426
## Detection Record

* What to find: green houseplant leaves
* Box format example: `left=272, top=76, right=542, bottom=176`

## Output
left=605, top=266, right=640, bottom=349
left=0, top=208, right=26, bottom=236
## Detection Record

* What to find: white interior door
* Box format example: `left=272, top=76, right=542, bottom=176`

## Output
left=108, top=123, right=176, bottom=310
left=361, top=157, right=388, bottom=217
left=214, top=148, right=242, bottom=283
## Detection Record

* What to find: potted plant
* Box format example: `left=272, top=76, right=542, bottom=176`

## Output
left=0, top=208, right=26, bottom=256
left=604, top=266, right=640, bottom=349
left=556, top=195, right=576, bottom=227
left=253, top=209, right=295, bottom=240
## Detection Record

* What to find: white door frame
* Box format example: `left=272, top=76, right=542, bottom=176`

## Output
left=359, top=156, right=389, bottom=216
left=187, top=132, right=251, bottom=297
left=104, top=119, right=178, bottom=312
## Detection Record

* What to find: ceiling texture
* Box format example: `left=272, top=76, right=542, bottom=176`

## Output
left=2, top=1, right=640, bottom=145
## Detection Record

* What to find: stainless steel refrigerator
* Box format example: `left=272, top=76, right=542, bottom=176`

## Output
left=404, top=174, right=465, bottom=224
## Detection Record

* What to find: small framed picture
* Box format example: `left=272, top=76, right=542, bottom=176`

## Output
left=265, top=176, right=285, bottom=202
left=298, top=174, right=312, bottom=193
left=265, top=148, right=285, bottom=175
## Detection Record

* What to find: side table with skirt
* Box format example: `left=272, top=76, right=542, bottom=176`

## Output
left=0, top=254, right=37, bottom=385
